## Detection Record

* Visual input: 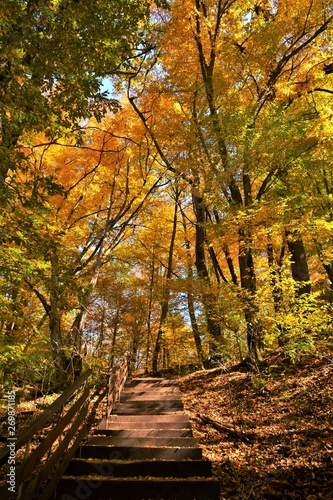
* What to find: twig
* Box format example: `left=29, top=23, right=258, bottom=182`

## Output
left=196, top=413, right=256, bottom=442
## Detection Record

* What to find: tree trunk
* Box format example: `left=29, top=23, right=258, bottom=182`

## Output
left=180, top=204, right=205, bottom=366
left=146, top=253, right=156, bottom=373
left=267, top=239, right=286, bottom=345
left=187, top=291, right=204, bottom=366
left=238, top=227, right=260, bottom=359
left=192, top=193, right=223, bottom=351
left=223, top=243, right=239, bottom=286
left=285, top=230, right=311, bottom=295
left=152, top=189, right=179, bottom=374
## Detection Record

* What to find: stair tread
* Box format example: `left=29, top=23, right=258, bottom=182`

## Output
left=61, top=476, right=219, bottom=481
left=107, top=414, right=189, bottom=420
left=56, top=377, right=218, bottom=500
left=77, top=445, right=203, bottom=459
left=86, top=436, right=198, bottom=447
left=56, top=477, right=220, bottom=500
left=93, top=429, right=193, bottom=437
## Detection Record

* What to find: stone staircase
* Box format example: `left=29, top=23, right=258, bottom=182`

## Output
left=56, top=378, right=220, bottom=499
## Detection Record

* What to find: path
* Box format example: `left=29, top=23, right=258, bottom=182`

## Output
left=56, top=377, right=220, bottom=500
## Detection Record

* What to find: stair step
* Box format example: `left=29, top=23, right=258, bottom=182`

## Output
left=77, top=445, right=203, bottom=460
left=122, top=388, right=181, bottom=394
left=65, top=458, right=213, bottom=477
left=99, top=420, right=191, bottom=430
left=55, top=377, right=219, bottom=499
left=117, top=400, right=184, bottom=408
left=108, top=414, right=189, bottom=422
left=120, top=394, right=182, bottom=401
left=125, top=378, right=179, bottom=385
left=56, top=477, right=220, bottom=500
left=93, top=429, right=193, bottom=437
left=115, top=403, right=184, bottom=415
left=86, top=436, right=198, bottom=447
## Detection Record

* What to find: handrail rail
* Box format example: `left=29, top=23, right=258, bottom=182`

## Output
left=0, top=369, right=92, bottom=469
left=0, top=352, right=130, bottom=499
left=0, top=369, right=92, bottom=500
left=107, top=352, right=130, bottom=416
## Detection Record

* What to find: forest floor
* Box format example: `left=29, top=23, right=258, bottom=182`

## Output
left=0, top=343, right=332, bottom=499
left=178, top=341, right=333, bottom=500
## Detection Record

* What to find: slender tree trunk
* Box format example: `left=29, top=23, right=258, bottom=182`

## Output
left=223, top=243, right=239, bottom=286
left=109, top=308, right=120, bottom=369
left=187, top=291, right=204, bottom=366
left=192, top=193, right=223, bottom=352
left=152, top=189, right=179, bottom=374
left=238, top=226, right=260, bottom=359
left=152, top=300, right=168, bottom=374
left=267, top=239, right=286, bottom=345
left=146, top=253, right=156, bottom=373
left=180, top=204, right=205, bottom=366
left=267, top=240, right=284, bottom=313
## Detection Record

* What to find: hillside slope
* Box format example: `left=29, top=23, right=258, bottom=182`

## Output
left=178, top=345, right=333, bottom=499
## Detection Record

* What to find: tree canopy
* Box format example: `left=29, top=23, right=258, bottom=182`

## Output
left=0, top=0, right=332, bottom=386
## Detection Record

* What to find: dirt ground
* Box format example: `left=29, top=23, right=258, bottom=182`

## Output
left=178, top=345, right=333, bottom=500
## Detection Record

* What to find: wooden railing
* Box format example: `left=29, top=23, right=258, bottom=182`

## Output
left=0, top=353, right=129, bottom=499
left=107, top=352, right=130, bottom=416
left=0, top=369, right=92, bottom=500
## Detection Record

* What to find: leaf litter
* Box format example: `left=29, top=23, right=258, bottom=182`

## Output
left=178, top=346, right=333, bottom=499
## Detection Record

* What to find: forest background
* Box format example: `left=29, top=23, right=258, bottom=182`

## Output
left=0, top=0, right=332, bottom=391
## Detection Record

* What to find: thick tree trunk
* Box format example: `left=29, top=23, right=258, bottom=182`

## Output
left=27, top=274, right=69, bottom=382
left=285, top=230, right=311, bottom=295
left=49, top=309, right=69, bottom=374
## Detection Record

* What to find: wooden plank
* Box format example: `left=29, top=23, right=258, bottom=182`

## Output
left=120, top=394, right=182, bottom=401
left=20, top=405, right=88, bottom=500
left=93, top=429, right=193, bottom=437
left=64, top=458, right=213, bottom=478
left=0, top=482, right=14, bottom=500
left=16, top=387, right=89, bottom=486
left=126, top=378, right=179, bottom=382
left=124, top=381, right=179, bottom=388
left=56, top=477, right=220, bottom=500
left=77, top=445, right=203, bottom=460
left=39, top=424, right=88, bottom=500
left=108, top=414, right=189, bottom=422
left=0, top=370, right=92, bottom=468
left=99, top=421, right=192, bottom=430
left=116, top=401, right=183, bottom=410
left=121, top=389, right=181, bottom=395
left=86, top=436, right=198, bottom=447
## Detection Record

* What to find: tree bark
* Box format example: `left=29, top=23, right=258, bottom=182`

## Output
left=180, top=203, right=205, bottom=366
left=152, top=188, right=179, bottom=374
left=192, top=193, right=223, bottom=351
left=187, top=291, right=204, bottom=366
left=285, top=230, right=311, bottom=295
